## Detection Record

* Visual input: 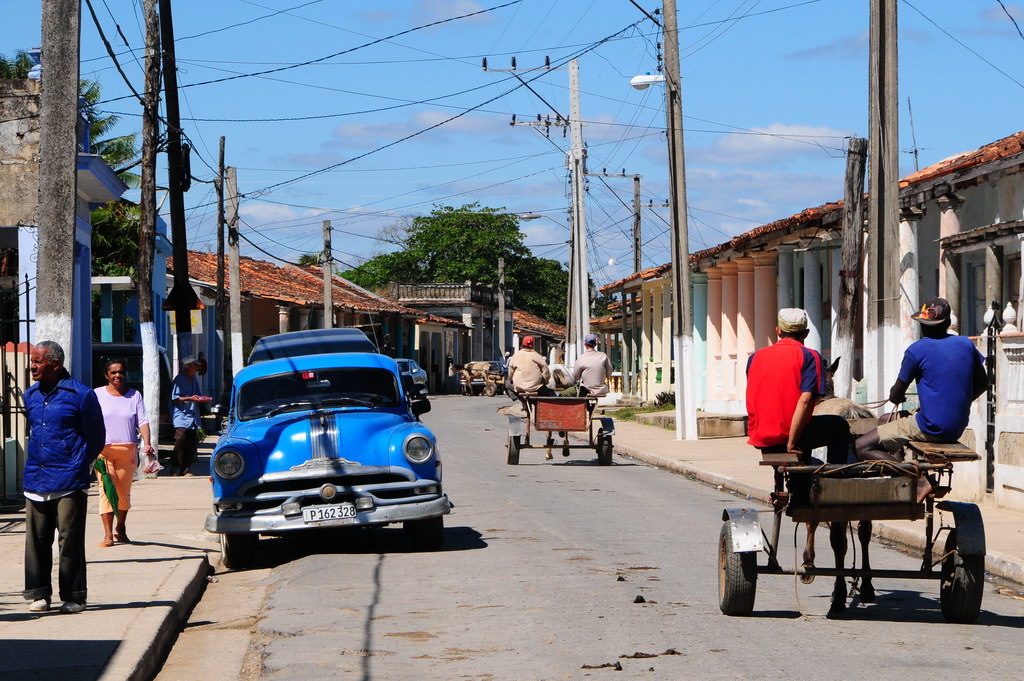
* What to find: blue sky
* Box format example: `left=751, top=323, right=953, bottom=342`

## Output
left=4, top=0, right=1024, bottom=288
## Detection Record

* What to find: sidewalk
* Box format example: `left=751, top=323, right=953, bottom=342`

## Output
left=607, top=417, right=1024, bottom=586
left=0, top=449, right=216, bottom=681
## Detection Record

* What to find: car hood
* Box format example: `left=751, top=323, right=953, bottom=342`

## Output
left=228, top=409, right=415, bottom=472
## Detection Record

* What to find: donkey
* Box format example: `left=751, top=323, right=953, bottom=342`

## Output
left=801, top=357, right=877, bottom=613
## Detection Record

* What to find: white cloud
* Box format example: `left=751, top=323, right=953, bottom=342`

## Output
left=785, top=30, right=867, bottom=60
left=688, top=123, right=853, bottom=167
left=413, top=0, right=495, bottom=26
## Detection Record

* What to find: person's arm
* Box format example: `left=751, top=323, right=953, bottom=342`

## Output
left=135, top=394, right=155, bottom=456
left=571, top=361, right=583, bottom=383
left=788, top=392, right=814, bottom=454
left=971, top=352, right=989, bottom=400
left=171, top=376, right=197, bottom=404
left=539, top=357, right=551, bottom=383
left=887, top=378, right=910, bottom=405
left=891, top=349, right=918, bottom=406
left=81, top=390, right=106, bottom=461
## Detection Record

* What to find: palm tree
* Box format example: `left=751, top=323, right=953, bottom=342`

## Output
left=0, top=50, right=33, bottom=79
left=298, top=252, right=325, bottom=266
left=80, top=78, right=140, bottom=188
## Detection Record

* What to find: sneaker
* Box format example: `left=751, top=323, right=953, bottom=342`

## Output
left=59, top=601, right=86, bottom=614
left=28, top=598, right=50, bottom=612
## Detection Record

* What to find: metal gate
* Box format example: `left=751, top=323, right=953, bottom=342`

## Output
left=0, top=275, right=33, bottom=506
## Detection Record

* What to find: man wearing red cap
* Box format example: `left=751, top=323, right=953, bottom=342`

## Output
left=507, top=336, right=553, bottom=396
left=856, top=297, right=988, bottom=461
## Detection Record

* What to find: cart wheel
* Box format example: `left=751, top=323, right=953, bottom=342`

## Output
left=719, top=522, right=757, bottom=616
left=506, top=435, right=521, bottom=465
left=483, top=382, right=498, bottom=397
left=597, top=433, right=613, bottom=466
left=220, top=532, right=257, bottom=570
left=940, top=528, right=984, bottom=623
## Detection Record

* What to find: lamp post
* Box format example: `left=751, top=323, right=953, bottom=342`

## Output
left=630, top=0, right=696, bottom=441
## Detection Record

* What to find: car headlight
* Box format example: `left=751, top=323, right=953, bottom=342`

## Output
left=214, top=450, right=244, bottom=479
left=403, top=435, right=434, bottom=464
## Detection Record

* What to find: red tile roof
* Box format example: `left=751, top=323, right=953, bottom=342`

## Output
left=899, top=129, right=1024, bottom=188
left=168, top=251, right=465, bottom=326
left=512, top=309, right=565, bottom=339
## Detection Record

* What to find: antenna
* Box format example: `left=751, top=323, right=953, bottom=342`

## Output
left=906, top=96, right=921, bottom=172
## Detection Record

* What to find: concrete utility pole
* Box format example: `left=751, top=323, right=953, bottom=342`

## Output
left=158, top=0, right=199, bottom=361
left=834, top=137, right=867, bottom=400
left=216, top=136, right=227, bottom=387
left=633, top=175, right=642, bottom=272
left=322, top=220, right=333, bottom=329
left=567, top=58, right=589, bottom=366
left=866, top=0, right=900, bottom=405
left=226, top=166, right=244, bottom=375
left=497, top=257, right=506, bottom=357
left=138, top=0, right=162, bottom=438
left=662, top=0, right=697, bottom=440
left=35, top=0, right=81, bottom=360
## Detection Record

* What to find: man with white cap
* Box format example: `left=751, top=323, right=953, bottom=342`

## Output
left=745, top=308, right=850, bottom=465
left=571, top=333, right=613, bottom=397
left=855, top=297, right=987, bottom=462
left=169, top=356, right=206, bottom=476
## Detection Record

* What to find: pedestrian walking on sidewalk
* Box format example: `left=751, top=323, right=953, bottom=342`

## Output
left=94, top=358, right=157, bottom=547
left=170, top=356, right=206, bottom=476
left=23, top=341, right=105, bottom=614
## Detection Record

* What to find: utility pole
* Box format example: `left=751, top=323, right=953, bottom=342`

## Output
left=158, top=0, right=199, bottom=362
left=226, top=166, right=244, bottom=375
left=662, top=0, right=697, bottom=440
left=35, top=0, right=81, bottom=361
left=497, top=257, right=506, bottom=357
left=834, top=137, right=867, bottom=400
left=633, top=175, right=642, bottom=272
left=567, top=58, right=589, bottom=366
left=138, top=0, right=162, bottom=437
left=216, top=136, right=227, bottom=389
left=866, top=0, right=900, bottom=405
left=322, top=220, right=333, bottom=329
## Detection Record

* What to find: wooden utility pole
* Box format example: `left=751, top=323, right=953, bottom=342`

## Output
left=567, top=58, right=589, bottom=366
left=633, top=175, right=642, bottom=272
left=322, top=220, right=333, bottom=329
left=834, top=137, right=867, bottom=400
left=35, top=0, right=81, bottom=360
left=226, top=166, right=243, bottom=375
left=867, top=0, right=900, bottom=404
left=137, top=0, right=162, bottom=436
left=216, top=137, right=226, bottom=379
left=497, top=257, right=506, bottom=357
left=662, top=0, right=696, bottom=440
left=158, top=0, right=199, bottom=360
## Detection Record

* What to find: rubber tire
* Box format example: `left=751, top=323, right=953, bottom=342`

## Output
left=597, top=433, right=613, bottom=466
left=482, top=382, right=498, bottom=397
left=506, top=435, right=521, bottom=465
left=940, top=528, right=984, bottom=623
left=718, top=522, right=757, bottom=616
left=405, top=516, right=444, bottom=551
left=220, top=532, right=257, bottom=570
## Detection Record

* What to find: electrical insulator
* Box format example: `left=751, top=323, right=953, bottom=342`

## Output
left=545, top=55, right=550, bottom=69
left=511, top=56, right=516, bottom=70
left=482, top=57, right=488, bottom=70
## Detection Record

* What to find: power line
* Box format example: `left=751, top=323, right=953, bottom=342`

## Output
left=996, top=0, right=1024, bottom=43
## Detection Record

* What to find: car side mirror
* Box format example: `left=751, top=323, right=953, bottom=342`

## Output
left=411, top=398, right=431, bottom=417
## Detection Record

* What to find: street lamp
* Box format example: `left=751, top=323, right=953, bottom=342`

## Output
left=629, top=73, right=666, bottom=90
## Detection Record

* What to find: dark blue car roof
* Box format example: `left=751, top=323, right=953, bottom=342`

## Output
left=248, top=328, right=377, bottom=364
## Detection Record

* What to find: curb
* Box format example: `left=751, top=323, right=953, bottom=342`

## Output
left=613, top=441, right=1024, bottom=589
left=98, top=555, right=210, bottom=681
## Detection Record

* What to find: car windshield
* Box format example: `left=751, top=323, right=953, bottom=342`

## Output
left=236, top=367, right=400, bottom=420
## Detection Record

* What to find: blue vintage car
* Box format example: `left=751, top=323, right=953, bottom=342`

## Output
left=205, top=352, right=450, bottom=567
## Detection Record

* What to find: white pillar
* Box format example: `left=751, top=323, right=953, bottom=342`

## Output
left=938, top=193, right=963, bottom=318
left=829, top=245, right=841, bottom=357
left=278, top=305, right=290, bottom=334
left=752, top=252, right=778, bottom=351
left=777, top=244, right=796, bottom=309
left=719, top=261, right=739, bottom=400
left=705, top=268, right=723, bottom=401
left=899, top=206, right=923, bottom=348
left=803, top=248, right=822, bottom=353
left=735, top=258, right=755, bottom=395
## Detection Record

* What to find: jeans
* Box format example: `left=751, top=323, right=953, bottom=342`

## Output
left=24, top=490, right=88, bottom=603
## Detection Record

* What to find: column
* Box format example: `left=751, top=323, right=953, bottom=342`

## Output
left=735, top=257, right=755, bottom=395
left=752, top=252, right=777, bottom=350
left=829, top=246, right=841, bottom=356
left=691, top=272, right=708, bottom=409
left=777, top=244, right=796, bottom=309
left=295, top=307, right=310, bottom=331
left=661, top=282, right=672, bottom=389
left=629, top=291, right=639, bottom=396
left=938, top=193, right=964, bottom=317
left=619, top=292, right=631, bottom=395
left=899, top=206, right=923, bottom=347
left=277, top=305, right=290, bottom=334
left=987, top=244, right=1003, bottom=311
left=719, top=261, right=739, bottom=400
left=802, top=248, right=822, bottom=353
left=705, top=268, right=723, bottom=402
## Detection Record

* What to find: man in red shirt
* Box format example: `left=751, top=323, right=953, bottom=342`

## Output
left=746, top=308, right=849, bottom=464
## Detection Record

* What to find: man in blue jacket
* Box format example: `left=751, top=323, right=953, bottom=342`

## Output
left=23, top=341, right=105, bottom=614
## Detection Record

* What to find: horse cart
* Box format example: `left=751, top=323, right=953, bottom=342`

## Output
left=460, top=361, right=506, bottom=397
left=505, top=395, right=615, bottom=465
left=719, top=440, right=986, bottom=622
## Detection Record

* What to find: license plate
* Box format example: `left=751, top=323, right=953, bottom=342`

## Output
left=302, top=503, right=357, bottom=524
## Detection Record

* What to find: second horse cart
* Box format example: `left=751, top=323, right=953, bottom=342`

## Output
left=505, top=395, right=615, bottom=465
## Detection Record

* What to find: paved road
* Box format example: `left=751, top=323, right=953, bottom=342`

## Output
left=161, top=395, right=1024, bottom=681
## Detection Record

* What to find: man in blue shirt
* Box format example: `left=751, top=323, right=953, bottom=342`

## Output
left=856, top=298, right=988, bottom=461
left=23, top=341, right=105, bottom=614
left=170, top=356, right=205, bottom=476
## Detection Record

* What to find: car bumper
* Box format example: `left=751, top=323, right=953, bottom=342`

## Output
left=205, top=494, right=451, bottom=534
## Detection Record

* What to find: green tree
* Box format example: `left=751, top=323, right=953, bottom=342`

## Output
left=0, top=50, right=33, bottom=79
left=80, top=78, right=140, bottom=188
left=91, top=201, right=140, bottom=277
left=342, top=203, right=569, bottom=323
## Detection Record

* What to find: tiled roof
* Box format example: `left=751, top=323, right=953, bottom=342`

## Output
left=512, top=309, right=566, bottom=339
left=899, top=129, right=1024, bottom=188
left=168, top=251, right=465, bottom=326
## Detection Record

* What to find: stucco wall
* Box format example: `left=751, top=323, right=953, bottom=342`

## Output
left=0, top=79, right=40, bottom=227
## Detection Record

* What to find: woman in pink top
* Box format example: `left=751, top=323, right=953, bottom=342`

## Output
left=93, top=359, right=156, bottom=547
